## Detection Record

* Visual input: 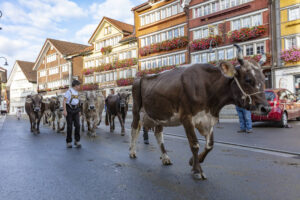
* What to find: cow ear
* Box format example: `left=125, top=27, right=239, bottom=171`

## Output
left=219, top=61, right=236, bottom=78
left=26, top=98, right=33, bottom=103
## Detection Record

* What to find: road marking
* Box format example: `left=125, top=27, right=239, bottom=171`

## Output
left=0, top=115, right=6, bottom=131
left=102, top=124, right=299, bottom=158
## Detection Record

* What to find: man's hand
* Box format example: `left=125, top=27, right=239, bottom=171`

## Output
left=63, top=110, right=67, bottom=117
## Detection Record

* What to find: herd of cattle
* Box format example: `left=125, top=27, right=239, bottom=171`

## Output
left=25, top=91, right=130, bottom=136
left=24, top=44, right=271, bottom=180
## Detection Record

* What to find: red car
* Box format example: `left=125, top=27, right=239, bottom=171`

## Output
left=251, top=89, right=300, bottom=127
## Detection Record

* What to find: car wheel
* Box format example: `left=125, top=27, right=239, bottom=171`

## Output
left=280, top=112, right=288, bottom=128
left=296, top=117, right=300, bottom=121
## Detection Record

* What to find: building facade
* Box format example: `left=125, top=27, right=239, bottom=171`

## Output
left=132, top=0, right=188, bottom=73
left=7, top=61, right=37, bottom=114
left=33, top=38, right=88, bottom=97
left=82, top=17, right=138, bottom=96
left=274, top=0, right=300, bottom=95
left=188, top=0, right=272, bottom=88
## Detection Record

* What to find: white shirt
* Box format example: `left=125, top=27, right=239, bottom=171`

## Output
left=64, top=88, right=79, bottom=105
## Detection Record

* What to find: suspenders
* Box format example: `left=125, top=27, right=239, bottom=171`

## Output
left=68, top=89, right=79, bottom=108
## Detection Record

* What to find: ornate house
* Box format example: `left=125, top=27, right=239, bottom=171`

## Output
left=82, top=17, right=138, bottom=96
left=33, top=38, right=89, bottom=97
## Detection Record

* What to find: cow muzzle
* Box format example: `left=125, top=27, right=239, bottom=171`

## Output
left=252, top=104, right=271, bottom=116
left=89, top=105, right=95, bottom=110
left=59, top=107, right=64, bottom=112
left=34, top=107, right=41, bottom=112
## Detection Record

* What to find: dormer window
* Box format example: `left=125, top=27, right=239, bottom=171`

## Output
left=104, top=26, right=112, bottom=35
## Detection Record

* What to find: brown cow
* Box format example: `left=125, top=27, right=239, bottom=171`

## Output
left=81, top=91, right=104, bottom=137
left=129, top=44, right=270, bottom=180
left=105, top=93, right=130, bottom=136
left=25, top=94, right=48, bottom=134
left=54, top=94, right=66, bottom=133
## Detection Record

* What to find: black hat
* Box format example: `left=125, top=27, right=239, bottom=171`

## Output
left=72, top=79, right=81, bottom=87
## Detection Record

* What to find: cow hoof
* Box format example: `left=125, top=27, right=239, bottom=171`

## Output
left=121, top=132, right=125, bottom=136
left=129, top=152, right=137, bottom=159
left=193, top=173, right=202, bottom=180
left=161, top=154, right=172, bottom=165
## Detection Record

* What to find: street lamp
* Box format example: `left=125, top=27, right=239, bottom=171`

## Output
left=0, top=57, right=8, bottom=66
left=0, top=10, right=2, bottom=30
left=209, top=38, right=219, bottom=62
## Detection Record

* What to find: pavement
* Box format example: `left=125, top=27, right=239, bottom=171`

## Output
left=0, top=115, right=300, bottom=200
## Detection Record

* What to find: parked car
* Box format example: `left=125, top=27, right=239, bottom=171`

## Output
left=251, top=89, right=300, bottom=127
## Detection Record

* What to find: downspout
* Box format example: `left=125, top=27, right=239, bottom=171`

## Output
left=275, top=0, right=281, bottom=89
left=184, top=5, right=190, bottom=64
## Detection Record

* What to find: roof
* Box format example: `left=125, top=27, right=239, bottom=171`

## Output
left=33, top=38, right=89, bottom=71
left=119, top=34, right=137, bottom=43
left=79, top=45, right=94, bottom=54
left=47, top=38, right=89, bottom=56
left=132, top=2, right=149, bottom=11
left=88, top=17, right=134, bottom=44
left=16, top=60, right=36, bottom=83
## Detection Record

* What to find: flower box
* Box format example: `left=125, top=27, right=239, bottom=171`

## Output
left=139, top=36, right=188, bottom=57
left=136, top=65, right=177, bottom=77
left=191, top=35, right=222, bottom=51
left=80, top=83, right=99, bottom=91
left=82, top=68, right=95, bottom=75
left=116, top=78, right=135, bottom=86
left=229, top=25, right=266, bottom=42
left=208, top=53, right=271, bottom=66
left=101, top=46, right=112, bottom=55
left=280, top=48, right=300, bottom=64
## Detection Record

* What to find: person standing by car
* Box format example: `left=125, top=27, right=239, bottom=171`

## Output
left=63, top=80, right=81, bottom=148
left=236, top=106, right=252, bottom=133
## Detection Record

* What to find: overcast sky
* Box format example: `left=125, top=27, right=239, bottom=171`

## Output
left=0, top=0, right=144, bottom=74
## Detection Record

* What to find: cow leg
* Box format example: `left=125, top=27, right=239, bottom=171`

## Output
left=81, top=116, right=85, bottom=132
left=111, top=115, right=116, bottom=131
left=109, top=113, right=113, bottom=132
left=52, top=114, right=56, bottom=131
left=117, top=113, right=125, bottom=136
left=36, top=118, right=41, bottom=134
left=181, top=116, right=206, bottom=180
left=29, top=117, right=33, bottom=132
left=91, top=115, right=98, bottom=137
left=189, top=126, right=214, bottom=165
left=154, top=125, right=172, bottom=165
left=129, top=109, right=141, bottom=159
left=87, top=119, right=91, bottom=135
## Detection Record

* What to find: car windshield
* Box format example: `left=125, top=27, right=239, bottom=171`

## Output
left=265, top=91, right=276, bottom=101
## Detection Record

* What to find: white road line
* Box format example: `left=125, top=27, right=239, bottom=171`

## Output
left=0, top=115, right=6, bottom=131
left=100, top=124, right=298, bottom=158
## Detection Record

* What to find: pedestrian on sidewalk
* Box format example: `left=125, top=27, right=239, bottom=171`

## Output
left=236, top=106, right=252, bottom=133
left=63, top=80, right=81, bottom=148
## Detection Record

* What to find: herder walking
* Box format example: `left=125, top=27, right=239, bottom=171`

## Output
left=63, top=80, right=81, bottom=148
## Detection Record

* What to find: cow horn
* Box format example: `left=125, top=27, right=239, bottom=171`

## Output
left=258, top=53, right=266, bottom=66
left=233, top=44, right=244, bottom=66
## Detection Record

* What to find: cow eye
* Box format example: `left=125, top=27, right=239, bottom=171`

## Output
left=245, top=76, right=255, bottom=86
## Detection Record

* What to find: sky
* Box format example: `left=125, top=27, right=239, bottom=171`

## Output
left=0, top=0, right=144, bottom=74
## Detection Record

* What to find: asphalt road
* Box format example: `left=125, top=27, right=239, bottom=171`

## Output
left=0, top=115, right=300, bottom=200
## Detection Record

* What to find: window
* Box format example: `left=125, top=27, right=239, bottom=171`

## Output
left=252, top=14, right=262, bottom=26
left=242, top=17, right=251, bottom=28
left=157, top=58, right=162, bottom=67
left=174, top=29, right=179, bottom=38
left=180, top=27, right=184, bottom=36
left=62, top=64, right=68, bottom=72
left=161, top=32, right=166, bottom=41
left=161, top=9, right=166, bottom=19
left=156, top=11, right=161, bottom=21
left=209, top=52, right=216, bottom=61
left=204, top=4, right=210, bottom=15
left=180, top=54, right=185, bottom=64
left=169, top=56, right=174, bottom=65
left=256, top=42, right=264, bottom=54
left=141, top=62, right=146, bottom=70
left=167, top=30, right=173, bottom=40
left=289, top=7, right=300, bottom=21
left=175, top=54, right=180, bottom=65
left=203, top=28, right=208, bottom=38
left=39, top=70, right=46, bottom=77
left=232, top=19, right=241, bottom=30
left=139, top=2, right=182, bottom=26
left=246, top=44, right=254, bottom=56
left=227, top=48, right=234, bottom=59
left=141, top=16, right=145, bottom=26
left=46, top=54, right=56, bottom=63
left=285, top=37, right=297, bottom=49
left=201, top=53, right=207, bottom=63
left=49, top=67, right=58, bottom=75
left=217, top=50, right=224, bottom=60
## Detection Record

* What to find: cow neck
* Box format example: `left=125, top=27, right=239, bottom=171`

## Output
left=207, top=76, right=235, bottom=117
